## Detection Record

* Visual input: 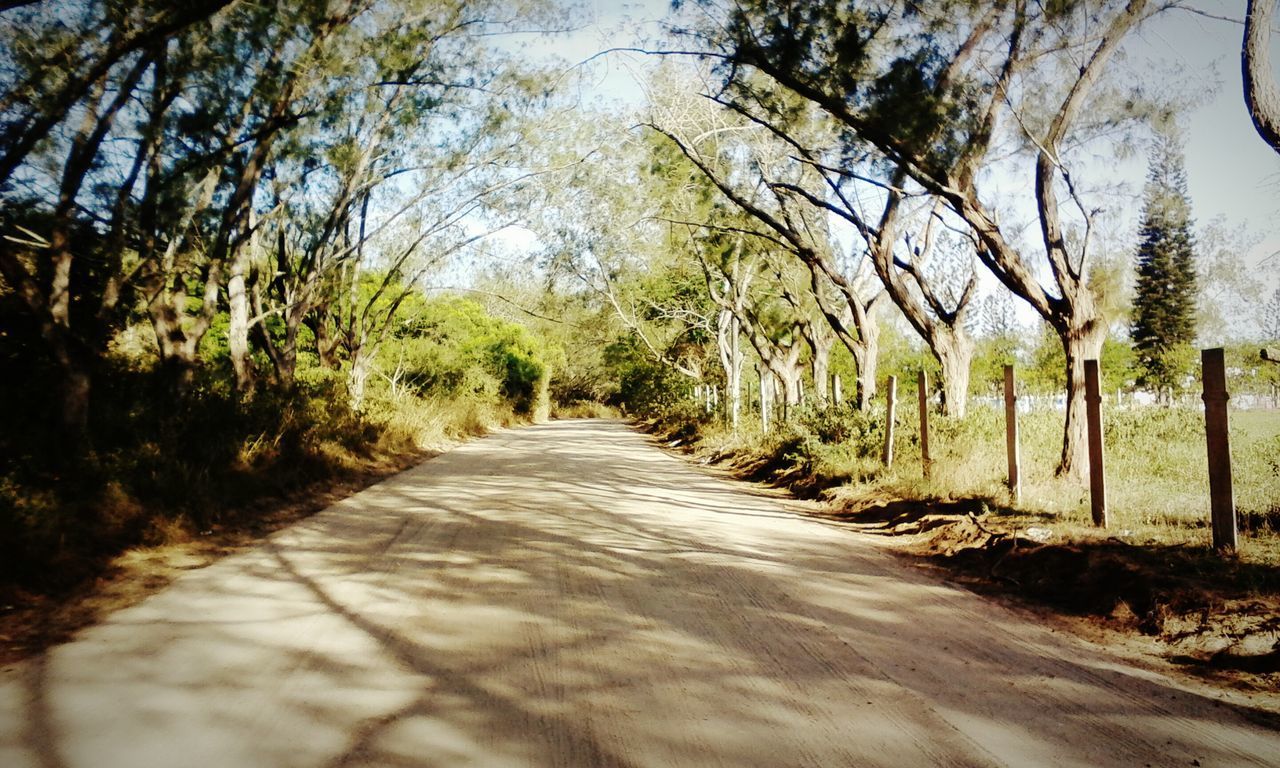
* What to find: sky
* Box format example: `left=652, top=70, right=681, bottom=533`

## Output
left=490, top=1, right=1280, bottom=332
left=1133, top=5, right=1279, bottom=251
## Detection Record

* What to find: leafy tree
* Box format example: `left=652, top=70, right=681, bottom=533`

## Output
left=386, top=295, right=550, bottom=415
left=0, top=0, right=235, bottom=443
left=1130, top=135, right=1197, bottom=399
left=678, top=0, right=1174, bottom=480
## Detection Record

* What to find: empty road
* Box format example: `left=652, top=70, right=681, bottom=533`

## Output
left=2, top=419, right=1277, bottom=767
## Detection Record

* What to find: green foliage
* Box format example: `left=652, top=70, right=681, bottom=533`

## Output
left=795, top=404, right=883, bottom=458
left=970, top=335, right=1020, bottom=397
left=390, top=296, right=550, bottom=415
left=1025, top=324, right=1066, bottom=394
left=605, top=336, right=690, bottom=414
left=0, top=361, right=377, bottom=590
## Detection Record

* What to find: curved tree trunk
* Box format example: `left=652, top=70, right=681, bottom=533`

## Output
left=1245, top=0, right=1280, bottom=154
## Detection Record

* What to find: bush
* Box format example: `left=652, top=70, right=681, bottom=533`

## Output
left=391, top=296, right=550, bottom=415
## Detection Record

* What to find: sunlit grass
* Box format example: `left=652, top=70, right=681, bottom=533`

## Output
left=671, top=401, right=1280, bottom=562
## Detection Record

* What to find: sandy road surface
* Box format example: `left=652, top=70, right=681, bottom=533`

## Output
left=2, top=419, right=1278, bottom=768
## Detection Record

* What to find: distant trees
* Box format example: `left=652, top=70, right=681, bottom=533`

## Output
left=1130, top=136, right=1198, bottom=399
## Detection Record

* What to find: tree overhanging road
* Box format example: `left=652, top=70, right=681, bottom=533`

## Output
left=1, top=419, right=1277, bottom=767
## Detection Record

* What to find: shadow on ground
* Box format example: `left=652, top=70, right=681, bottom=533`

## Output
left=4, top=420, right=1279, bottom=768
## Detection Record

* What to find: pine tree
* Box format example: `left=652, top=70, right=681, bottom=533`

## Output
left=1130, top=134, right=1198, bottom=399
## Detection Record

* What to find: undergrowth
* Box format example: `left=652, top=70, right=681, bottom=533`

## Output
left=644, top=399, right=1280, bottom=563
left=0, top=364, right=527, bottom=597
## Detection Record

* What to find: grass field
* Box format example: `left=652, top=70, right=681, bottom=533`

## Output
left=681, top=401, right=1280, bottom=563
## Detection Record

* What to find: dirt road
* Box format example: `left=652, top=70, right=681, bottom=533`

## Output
left=2, top=420, right=1277, bottom=767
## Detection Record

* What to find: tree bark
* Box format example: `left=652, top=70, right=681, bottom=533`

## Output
left=715, top=306, right=743, bottom=430
left=934, top=328, right=974, bottom=418
left=807, top=262, right=880, bottom=411
left=307, top=311, right=340, bottom=369
left=811, top=339, right=830, bottom=405
left=849, top=322, right=879, bottom=412
left=1245, top=0, right=1280, bottom=154
left=1058, top=319, right=1107, bottom=481
left=227, top=247, right=254, bottom=395
left=347, top=352, right=374, bottom=410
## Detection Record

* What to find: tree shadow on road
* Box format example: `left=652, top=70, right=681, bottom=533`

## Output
left=11, top=420, right=1280, bottom=767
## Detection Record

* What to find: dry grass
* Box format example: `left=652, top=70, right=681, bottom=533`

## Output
left=697, top=404, right=1280, bottom=560
left=0, top=389, right=532, bottom=664
left=552, top=401, right=620, bottom=420
left=655, top=402, right=1280, bottom=688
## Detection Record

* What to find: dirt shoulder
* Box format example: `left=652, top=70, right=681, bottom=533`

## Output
left=0, top=448, right=433, bottom=666
left=651, top=426, right=1280, bottom=697
left=823, top=496, right=1280, bottom=693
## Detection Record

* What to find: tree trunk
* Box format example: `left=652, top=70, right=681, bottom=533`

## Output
left=849, top=322, right=879, bottom=412
left=781, top=369, right=801, bottom=406
left=934, top=330, right=974, bottom=418
left=227, top=248, right=254, bottom=396
left=149, top=300, right=198, bottom=393
left=347, top=351, right=374, bottom=410
left=1244, top=0, right=1280, bottom=155
left=50, top=339, right=93, bottom=454
left=61, top=361, right=91, bottom=444
left=730, top=315, right=742, bottom=429
left=1058, top=320, right=1106, bottom=481
left=715, top=307, right=742, bottom=430
left=309, top=312, right=340, bottom=369
left=811, top=340, right=830, bottom=405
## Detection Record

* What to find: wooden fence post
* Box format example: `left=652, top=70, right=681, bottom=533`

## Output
left=1263, top=348, right=1280, bottom=408
left=1003, top=365, right=1021, bottom=505
left=918, top=369, right=931, bottom=479
left=1084, top=359, right=1108, bottom=527
left=832, top=374, right=842, bottom=406
left=1201, top=348, right=1237, bottom=552
left=883, top=375, right=897, bottom=467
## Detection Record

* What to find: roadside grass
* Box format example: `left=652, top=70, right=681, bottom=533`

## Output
left=0, top=365, right=527, bottom=598
left=646, top=400, right=1280, bottom=683
left=0, top=367, right=540, bottom=662
left=680, top=403, right=1280, bottom=556
left=551, top=401, right=620, bottom=419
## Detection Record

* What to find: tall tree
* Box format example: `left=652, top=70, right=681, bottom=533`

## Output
left=1130, top=135, right=1198, bottom=399
left=679, top=0, right=1170, bottom=479
left=0, top=0, right=235, bottom=443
